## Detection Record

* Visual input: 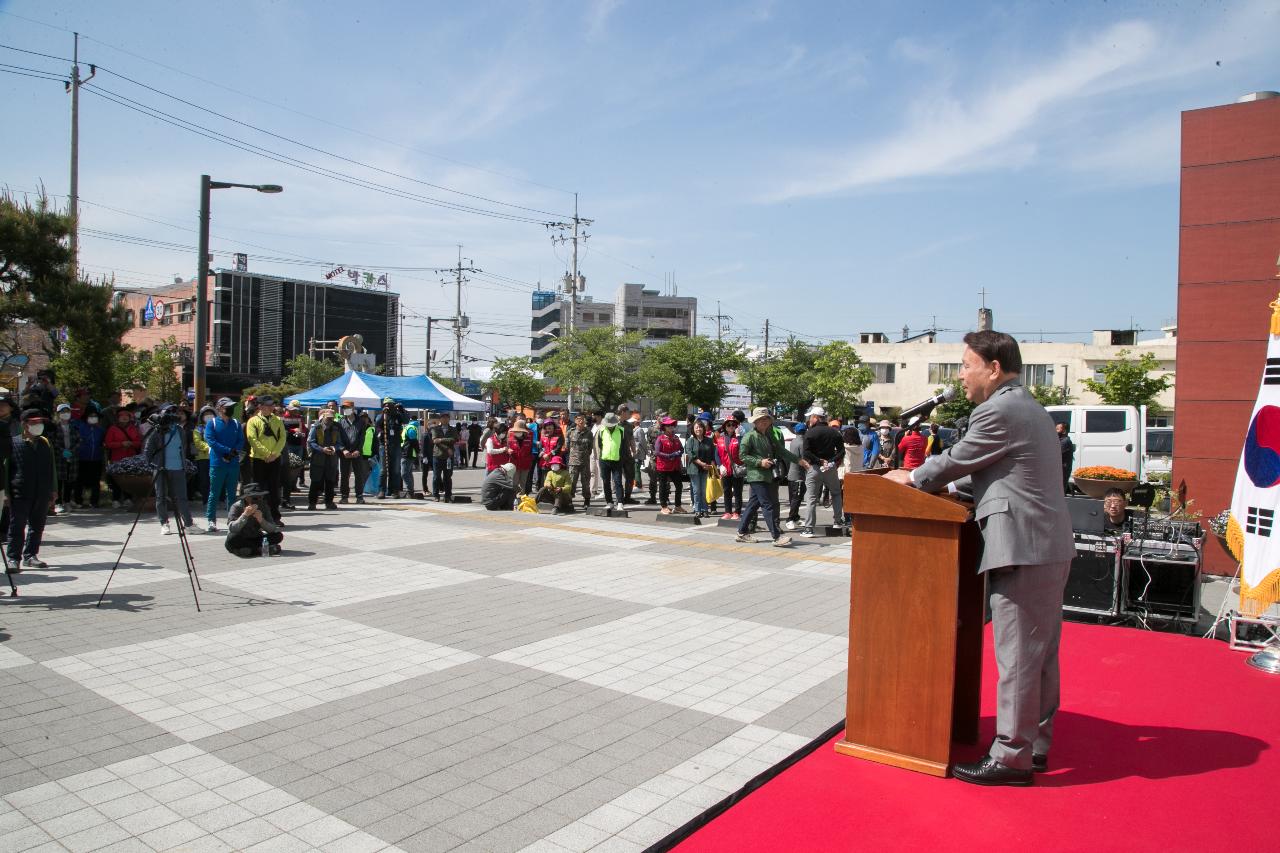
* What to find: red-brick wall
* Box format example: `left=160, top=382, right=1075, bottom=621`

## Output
left=1176, top=95, right=1280, bottom=575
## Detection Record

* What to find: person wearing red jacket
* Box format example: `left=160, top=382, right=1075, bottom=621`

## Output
left=653, top=417, right=686, bottom=514
left=897, top=423, right=927, bottom=471
left=506, top=420, right=535, bottom=493
left=103, top=407, right=143, bottom=508
left=715, top=416, right=744, bottom=520
left=536, top=419, right=564, bottom=491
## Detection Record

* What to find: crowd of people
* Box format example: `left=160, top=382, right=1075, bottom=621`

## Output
left=1, top=365, right=960, bottom=566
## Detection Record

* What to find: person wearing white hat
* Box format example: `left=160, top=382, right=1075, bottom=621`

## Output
left=735, top=407, right=808, bottom=547
left=595, top=412, right=627, bottom=510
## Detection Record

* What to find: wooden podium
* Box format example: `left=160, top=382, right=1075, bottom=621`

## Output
left=836, top=472, right=984, bottom=777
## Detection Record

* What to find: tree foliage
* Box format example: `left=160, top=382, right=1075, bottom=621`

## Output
left=487, top=356, right=546, bottom=411
left=639, top=336, right=743, bottom=415
left=1030, top=384, right=1072, bottom=406
left=2, top=192, right=129, bottom=398
left=1081, top=349, right=1171, bottom=411
left=282, top=354, right=343, bottom=391
left=808, top=341, right=874, bottom=421
left=116, top=336, right=185, bottom=404
left=740, top=338, right=818, bottom=416
left=540, top=326, right=643, bottom=413
left=933, top=378, right=976, bottom=423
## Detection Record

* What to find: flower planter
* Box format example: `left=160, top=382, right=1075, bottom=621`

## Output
left=113, top=472, right=157, bottom=511
left=1073, top=477, right=1138, bottom=500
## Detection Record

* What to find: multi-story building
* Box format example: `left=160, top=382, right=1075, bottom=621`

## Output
left=529, top=283, right=697, bottom=361
left=1175, top=90, right=1280, bottom=576
left=118, top=270, right=399, bottom=395
left=848, top=316, right=1177, bottom=420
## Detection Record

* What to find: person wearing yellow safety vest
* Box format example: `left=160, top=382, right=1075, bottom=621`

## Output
left=245, top=396, right=287, bottom=524
left=595, top=412, right=628, bottom=511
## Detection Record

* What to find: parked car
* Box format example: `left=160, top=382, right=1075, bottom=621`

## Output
left=1046, top=404, right=1157, bottom=482
left=1142, top=427, right=1173, bottom=478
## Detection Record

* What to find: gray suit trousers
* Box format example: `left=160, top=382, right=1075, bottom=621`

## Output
left=988, top=560, right=1070, bottom=770
left=803, top=464, right=843, bottom=531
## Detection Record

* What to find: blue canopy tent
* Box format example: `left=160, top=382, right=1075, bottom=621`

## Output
left=284, top=372, right=484, bottom=412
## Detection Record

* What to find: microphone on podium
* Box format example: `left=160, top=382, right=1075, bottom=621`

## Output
left=900, top=385, right=957, bottom=425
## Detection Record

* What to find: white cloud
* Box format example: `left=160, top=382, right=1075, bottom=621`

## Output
left=585, top=0, right=623, bottom=41
left=766, top=20, right=1158, bottom=200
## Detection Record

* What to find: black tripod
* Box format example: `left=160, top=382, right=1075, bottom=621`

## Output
left=0, top=495, right=20, bottom=598
left=98, top=447, right=202, bottom=611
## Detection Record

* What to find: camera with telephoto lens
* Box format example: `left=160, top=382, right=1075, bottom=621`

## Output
left=149, top=409, right=177, bottom=429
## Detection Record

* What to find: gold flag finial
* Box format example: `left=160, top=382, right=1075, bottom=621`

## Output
left=1271, top=292, right=1280, bottom=335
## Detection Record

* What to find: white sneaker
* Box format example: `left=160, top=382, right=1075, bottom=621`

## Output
left=161, top=522, right=172, bottom=536
left=784, top=520, right=797, bottom=531
left=801, top=529, right=818, bottom=538
left=206, top=523, right=219, bottom=534
left=613, top=502, right=624, bottom=511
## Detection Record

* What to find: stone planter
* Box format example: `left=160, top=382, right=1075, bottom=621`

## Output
left=113, top=472, right=156, bottom=511
left=1073, top=477, right=1138, bottom=500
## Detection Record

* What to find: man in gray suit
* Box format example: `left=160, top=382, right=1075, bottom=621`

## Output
left=886, top=330, right=1074, bottom=786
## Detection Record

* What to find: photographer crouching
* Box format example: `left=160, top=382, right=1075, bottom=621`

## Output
left=225, top=483, right=283, bottom=557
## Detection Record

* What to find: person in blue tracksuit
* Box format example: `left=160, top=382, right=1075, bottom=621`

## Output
left=204, top=397, right=245, bottom=533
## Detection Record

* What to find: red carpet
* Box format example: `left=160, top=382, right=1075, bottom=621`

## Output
left=678, top=622, right=1280, bottom=853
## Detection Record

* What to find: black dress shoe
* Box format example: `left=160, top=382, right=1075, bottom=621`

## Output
left=1033, top=753, right=1048, bottom=773
left=952, top=756, right=1032, bottom=787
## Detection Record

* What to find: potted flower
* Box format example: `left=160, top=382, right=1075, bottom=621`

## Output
left=1072, top=465, right=1139, bottom=499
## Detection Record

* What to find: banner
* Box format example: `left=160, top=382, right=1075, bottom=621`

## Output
left=1227, top=292, right=1280, bottom=612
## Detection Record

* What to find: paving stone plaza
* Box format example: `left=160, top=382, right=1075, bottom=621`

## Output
left=0, top=469, right=854, bottom=852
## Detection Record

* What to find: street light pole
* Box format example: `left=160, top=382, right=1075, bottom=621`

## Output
left=193, top=175, right=282, bottom=410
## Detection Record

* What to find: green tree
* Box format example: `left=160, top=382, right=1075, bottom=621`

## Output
left=740, top=338, right=817, bottom=416
left=2, top=192, right=129, bottom=397
left=808, top=341, right=874, bottom=421
left=282, top=354, right=342, bottom=391
left=1081, top=349, right=1172, bottom=411
left=430, top=372, right=465, bottom=394
left=639, top=336, right=743, bottom=414
left=134, top=336, right=185, bottom=403
left=540, top=326, right=643, bottom=413
left=933, top=378, right=976, bottom=423
left=487, top=356, right=546, bottom=411
left=1030, top=384, right=1072, bottom=406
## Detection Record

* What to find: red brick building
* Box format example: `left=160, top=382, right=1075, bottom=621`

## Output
left=1175, top=92, right=1280, bottom=575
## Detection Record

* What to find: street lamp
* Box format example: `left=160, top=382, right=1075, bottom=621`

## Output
left=194, top=174, right=283, bottom=409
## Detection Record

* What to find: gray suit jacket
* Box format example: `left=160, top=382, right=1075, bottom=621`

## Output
left=913, top=380, right=1074, bottom=573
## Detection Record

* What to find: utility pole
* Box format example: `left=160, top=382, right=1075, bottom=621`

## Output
left=701, top=302, right=732, bottom=343
left=763, top=319, right=770, bottom=360
left=426, top=317, right=432, bottom=375
left=447, top=247, right=479, bottom=384
left=66, top=32, right=95, bottom=271
left=548, top=194, right=592, bottom=412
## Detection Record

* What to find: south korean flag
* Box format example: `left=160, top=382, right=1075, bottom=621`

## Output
left=1229, top=295, right=1280, bottom=611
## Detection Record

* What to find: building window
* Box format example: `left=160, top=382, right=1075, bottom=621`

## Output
left=928, top=363, right=962, bottom=383
left=626, top=306, right=638, bottom=317
left=581, top=312, right=594, bottom=322
left=868, top=363, right=896, bottom=383
left=1021, top=364, right=1054, bottom=386
left=125, top=309, right=135, bottom=325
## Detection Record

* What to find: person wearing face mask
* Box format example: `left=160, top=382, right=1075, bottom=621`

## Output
left=336, top=400, right=370, bottom=505
left=74, top=404, right=106, bottom=508
left=861, top=419, right=880, bottom=469
left=535, top=455, right=575, bottom=515
left=51, top=403, right=80, bottom=515
left=307, top=406, right=345, bottom=511
left=875, top=423, right=896, bottom=469
left=204, top=398, right=245, bottom=534
left=104, top=405, right=143, bottom=508
left=7, top=409, right=56, bottom=569
left=245, top=396, right=286, bottom=524
left=143, top=404, right=196, bottom=535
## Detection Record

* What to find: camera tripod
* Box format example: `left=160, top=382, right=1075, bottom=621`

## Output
left=0, top=494, right=20, bottom=598
left=97, top=461, right=203, bottom=612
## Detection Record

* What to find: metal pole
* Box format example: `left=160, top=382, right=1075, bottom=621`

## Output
left=68, top=32, right=80, bottom=269
left=194, top=174, right=211, bottom=410
left=426, top=317, right=432, bottom=375
left=455, top=246, right=463, bottom=384
left=567, top=192, right=579, bottom=413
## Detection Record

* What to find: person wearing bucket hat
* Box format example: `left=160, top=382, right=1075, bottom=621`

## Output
left=7, top=409, right=57, bottom=569
left=653, top=417, right=686, bottom=514
left=506, top=419, right=535, bottom=493
left=595, top=412, right=627, bottom=510
left=536, top=455, right=575, bottom=515
left=224, top=482, right=283, bottom=557
left=481, top=461, right=518, bottom=511
left=735, top=407, right=808, bottom=547
left=715, top=415, right=744, bottom=519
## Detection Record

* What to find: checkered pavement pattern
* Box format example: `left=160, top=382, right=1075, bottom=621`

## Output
left=0, top=480, right=852, bottom=852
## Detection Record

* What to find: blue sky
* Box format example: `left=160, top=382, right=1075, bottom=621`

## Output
left=2, top=0, right=1277, bottom=375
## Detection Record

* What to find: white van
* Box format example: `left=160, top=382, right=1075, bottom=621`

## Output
left=1045, top=405, right=1147, bottom=482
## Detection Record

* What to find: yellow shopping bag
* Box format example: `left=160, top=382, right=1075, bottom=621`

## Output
left=516, top=494, right=539, bottom=513
left=705, top=471, right=724, bottom=504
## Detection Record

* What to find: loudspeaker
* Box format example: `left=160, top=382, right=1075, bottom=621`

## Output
left=1064, top=547, right=1120, bottom=616
left=1123, top=557, right=1197, bottom=618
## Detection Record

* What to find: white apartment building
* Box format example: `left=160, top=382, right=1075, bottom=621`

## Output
left=853, top=326, right=1177, bottom=424
left=531, top=282, right=697, bottom=362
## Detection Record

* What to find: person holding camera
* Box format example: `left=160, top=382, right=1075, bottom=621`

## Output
left=735, top=407, right=809, bottom=548
left=142, top=404, right=195, bottom=535
left=245, top=396, right=286, bottom=524
left=225, top=483, right=283, bottom=557
left=204, top=397, right=245, bottom=533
